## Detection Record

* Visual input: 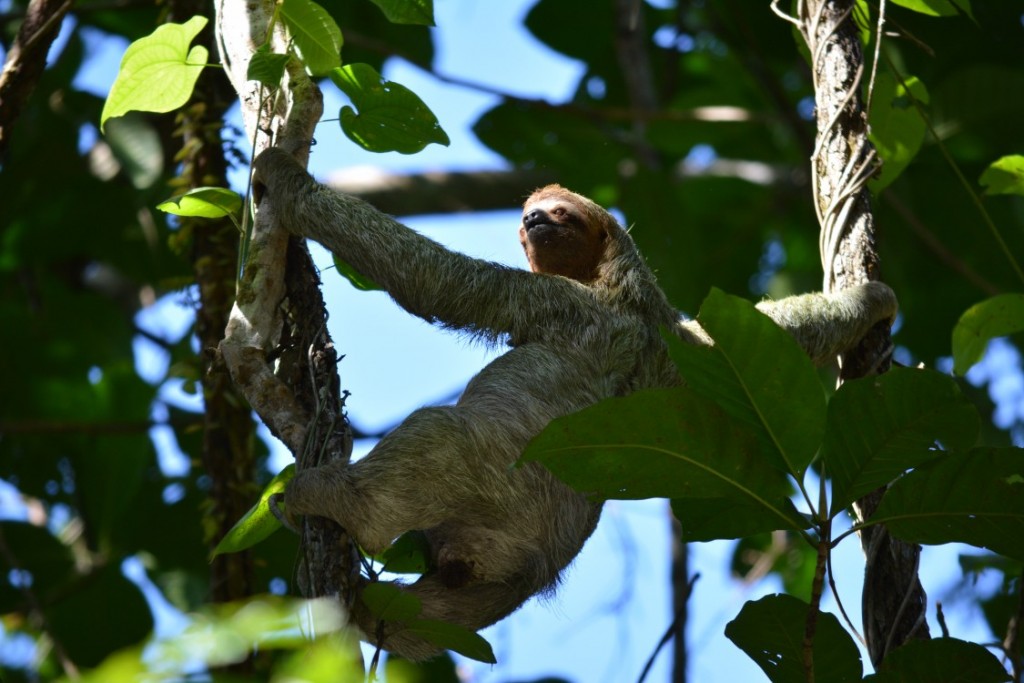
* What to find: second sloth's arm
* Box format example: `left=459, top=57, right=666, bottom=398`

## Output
left=253, top=148, right=600, bottom=342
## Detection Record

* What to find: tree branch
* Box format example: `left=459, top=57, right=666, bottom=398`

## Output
left=0, top=0, right=74, bottom=163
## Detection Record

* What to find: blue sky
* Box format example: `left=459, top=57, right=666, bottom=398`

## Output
left=3, top=0, right=1014, bottom=680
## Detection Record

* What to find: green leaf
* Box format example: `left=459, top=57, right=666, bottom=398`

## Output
left=332, top=254, right=382, bottom=290
left=100, top=16, right=208, bottom=132
left=823, top=367, right=980, bottom=514
left=211, top=465, right=294, bottom=557
left=980, top=155, right=1024, bottom=197
left=367, top=0, right=435, bottom=25
left=158, top=187, right=243, bottom=220
left=521, top=386, right=807, bottom=539
left=891, top=0, right=973, bottom=19
left=865, top=638, right=1010, bottom=682
left=952, top=294, right=1024, bottom=375
left=379, top=531, right=431, bottom=573
left=725, top=594, right=863, bottom=683
left=247, top=43, right=290, bottom=86
left=869, top=72, right=929, bottom=192
left=668, top=289, right=826, bottom=476
left=402, top=619, right=496, bottom=663
left=330, top=63, right=450, bottom=154
left=280, top=0, right=343, bottom=76
left=872, top=448, right=1024, bottom=561
left=361, top=582, right=422, bottom=621
left=672, top=495, right=810, bottom=544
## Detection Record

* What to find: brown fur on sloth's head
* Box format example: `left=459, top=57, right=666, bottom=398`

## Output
left=519, top=184, right=618, bottom=283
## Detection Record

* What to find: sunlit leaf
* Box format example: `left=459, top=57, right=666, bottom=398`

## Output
left=100, top=16, right=208, bottom=131
left=211, top=465, right=294, bottom=557
left=891, top=0, right=973, bottom=19
left=725, top=594, right=863, bottom=683
left=158, top=186, right=243, bottom=220
left=872, top=448, right=1024, bottom=561
left=823, top=368, right=980, bottom=514
left=281, top=0, right=343, bottom=76
left=979, top=155, right=1024, bottom=197
left=330, top=63, right=450, bottom=154
left=952, top=294, right=1024, bottom=375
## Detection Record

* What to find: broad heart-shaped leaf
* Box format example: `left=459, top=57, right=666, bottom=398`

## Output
left=725, top=594, right=863, bottom=683
left=872, top=448, right=1024, bottom=561
left=952, top=294, right=1024, bottom=375
left=979, top=155, right=1024, bottom=197
left=668, top=288, right=825, bottom=477
left=865, top=637, right=1010, bottom=683
left=823, top=367, right=980, bottom=515
left=521, top=386, right=807, bottom=536
left=280, top=0, right=343, bottom=76
left=332, top=254, right=382, bottom=291
left=211, top=465, right=294, bottom=557
left=330, top=63, right=450, bottom=154
left=402, top=619, right=496, bottom=664
left=869, top=72, right=929, bottom=192
left=247, top=44, right=290, bottom=87
left=368, top=0, right=435, bottom=25
left=157, top=187, right=242, bottom=221
left=100, top=16, right=208, bottom=131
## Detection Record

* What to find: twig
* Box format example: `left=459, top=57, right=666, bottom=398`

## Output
left=636, top=573, right=700, bottom=683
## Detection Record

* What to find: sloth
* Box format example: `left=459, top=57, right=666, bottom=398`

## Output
left=251, top=147, right=897, bottom=660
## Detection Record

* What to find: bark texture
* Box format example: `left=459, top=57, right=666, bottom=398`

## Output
left=214, top=0, right=359, bottom=618
left=795, top=0, right=929, bottom=667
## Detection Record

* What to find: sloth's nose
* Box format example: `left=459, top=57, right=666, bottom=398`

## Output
left=523, top=209, right=546, bottom=229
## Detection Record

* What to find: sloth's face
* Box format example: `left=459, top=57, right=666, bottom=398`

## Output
left=520, top=187, right=610, bottom=283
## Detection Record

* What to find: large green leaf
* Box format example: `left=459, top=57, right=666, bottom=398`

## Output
left=668, top=289, right=826, bottom=477
left=367, top=0, right=434, bottom=25
left=100, top=16, right=208, bottom=131
left=331, top=63, right=449, bottom=154
left=872, top=448, right=1024, bottom=561
left=952, top=294, right=1024, bottom=375
left=725, top=594, right=863, bottom=683
left=521, top=386, right=807, bottom=536
left=865, top=638, right=1009, bottom=683
left=280, top=0, right=343, bottom=76
left=401, top=619, right=496, bottom=664
left=823, top=367, right=980, bottom=514
left=869, top=72, right=929, bottom=192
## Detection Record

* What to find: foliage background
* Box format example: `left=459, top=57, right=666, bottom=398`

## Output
left=1, top=0, right=1022, bottom=681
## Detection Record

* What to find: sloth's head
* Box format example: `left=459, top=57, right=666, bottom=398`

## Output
left=520, top=184, right=616, bottom=283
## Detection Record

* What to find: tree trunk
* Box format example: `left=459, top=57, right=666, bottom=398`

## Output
left=213, top=0, right=359, bottom=618
left=795, top=0, right=929, bottom=667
